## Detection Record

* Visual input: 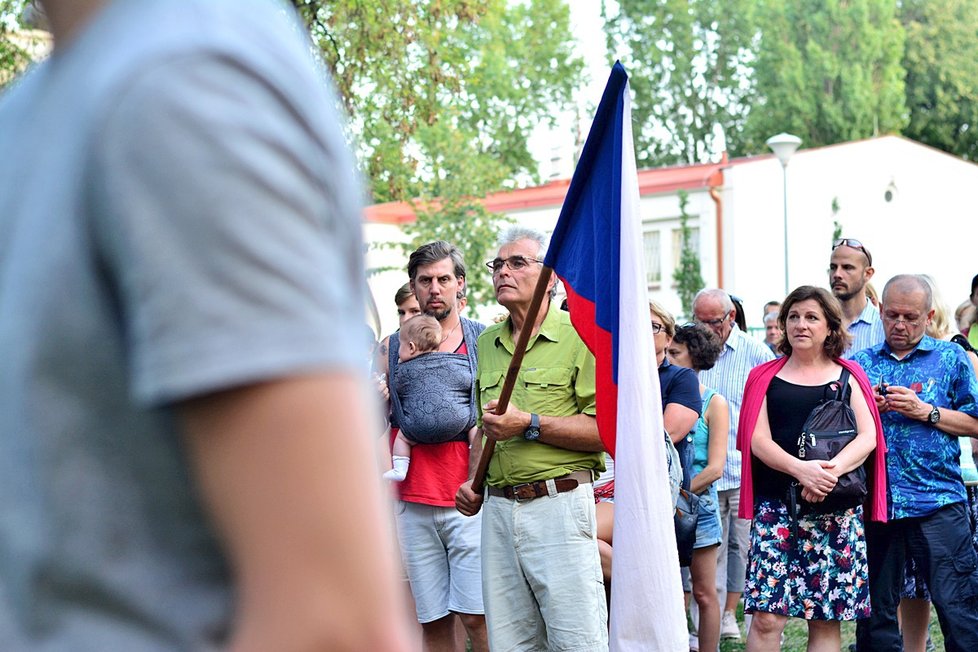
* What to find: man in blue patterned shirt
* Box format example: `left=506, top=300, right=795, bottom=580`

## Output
left=853, top=275, right=978, bottom=652
left=828, top=237, right=884, bottom=357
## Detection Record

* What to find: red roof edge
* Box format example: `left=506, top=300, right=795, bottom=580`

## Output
left=364, top=159, right=727, bottom=225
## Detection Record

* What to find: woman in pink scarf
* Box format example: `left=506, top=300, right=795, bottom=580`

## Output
left=736, top=286, right=887, bottom=651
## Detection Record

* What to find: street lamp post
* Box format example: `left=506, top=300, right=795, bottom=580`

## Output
left=766, top=132, right=802, bottom=296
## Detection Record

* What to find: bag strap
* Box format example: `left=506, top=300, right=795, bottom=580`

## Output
left=835, top=368, right=852, bottom=402
left=787, top=483, right=800, bottom=540
left=388, top=331, right=403, bottom=429
left=460, top=318, right=484, bottom=423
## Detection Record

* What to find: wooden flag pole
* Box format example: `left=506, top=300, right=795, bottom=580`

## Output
left=470, top=265, right=555, bottom=495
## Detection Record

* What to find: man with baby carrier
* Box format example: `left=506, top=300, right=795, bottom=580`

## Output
left=385, top=241, right=488, bottom=651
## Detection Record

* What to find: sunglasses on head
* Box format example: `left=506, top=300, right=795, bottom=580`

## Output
left=832, top=238, right=873, bottom=266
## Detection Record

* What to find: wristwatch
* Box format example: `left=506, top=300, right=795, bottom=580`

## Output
left=524, top=413, right=541, bottom=441
left=927, top=404, right=941, bottom=425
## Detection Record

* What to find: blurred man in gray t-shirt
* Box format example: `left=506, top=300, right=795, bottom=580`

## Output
left=0, top=1, right=410, bottom=649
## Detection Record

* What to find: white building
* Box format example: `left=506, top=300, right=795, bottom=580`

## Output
left=365, top=135, right=978, bottom=336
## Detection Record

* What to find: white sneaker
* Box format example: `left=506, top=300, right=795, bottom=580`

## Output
left=720, top=610, right=741, bottom=640
left=688, top=632, right=699, bottom=651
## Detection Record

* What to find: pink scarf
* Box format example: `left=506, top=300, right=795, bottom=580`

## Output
left=736, top=356, right=888, bottom=522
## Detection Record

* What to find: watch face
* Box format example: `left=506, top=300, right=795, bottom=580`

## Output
left=524, top=413, right=540, bottom=440
left=928, top=408, right=940, bottom=424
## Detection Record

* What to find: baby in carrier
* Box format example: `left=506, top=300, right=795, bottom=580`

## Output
left=384, top=314, right=478, bottom=481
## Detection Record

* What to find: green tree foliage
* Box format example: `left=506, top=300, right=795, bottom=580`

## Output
left=605, top=0, right=758, bottom=165
left=1, top=1, right=36, bottom=88
left=291, top=0, right=583, bottom=204
left=290, top=0, right=583, bottom=309
left=831, top=198, right=842, bottom=244
left=901, top=0, right=978, bottom=161
left=672, top=190, right=704, bottom=318
left=742, top=0, right=907, bottom=152
left=605, top=0, right=908, bottom=162
left=400, top=116, right=512, bottom=309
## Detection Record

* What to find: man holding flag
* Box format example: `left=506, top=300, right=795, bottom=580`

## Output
left=456, top=226, right=608, bottom=651
left=458, top=62, right=687, bottom=651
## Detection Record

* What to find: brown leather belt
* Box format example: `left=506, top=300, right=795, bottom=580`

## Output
left=487, top=470, right=593, bottom=502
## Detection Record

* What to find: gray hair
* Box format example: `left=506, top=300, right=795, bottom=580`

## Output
left=882, top=274, right=932, bottom=310
left=763, top=311, right=779, bottom=325
left=497, top=225, right=549, bottom=258
left=693, top=288, right=734, bottom=313
left=496, top=226, right=557, bottom=299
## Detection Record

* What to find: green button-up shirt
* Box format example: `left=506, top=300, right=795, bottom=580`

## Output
left=477, top=304, right=603, bottom=486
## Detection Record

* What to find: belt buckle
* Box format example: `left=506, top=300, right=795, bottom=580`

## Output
left=511, top=482, right=535, bottom=502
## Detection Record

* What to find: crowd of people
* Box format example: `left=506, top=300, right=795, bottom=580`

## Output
left=3, top=2, right=978, bottom=651
left=376, top=234, right=978, bottom=652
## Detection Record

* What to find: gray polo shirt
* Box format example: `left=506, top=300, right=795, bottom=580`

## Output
left=0, top=0, right=365, bottom=648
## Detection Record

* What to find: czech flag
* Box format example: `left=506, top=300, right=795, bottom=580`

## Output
left=543, top=62, right=687, bottom=651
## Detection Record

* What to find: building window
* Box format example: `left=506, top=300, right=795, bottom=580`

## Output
left=644, top=229, right=661, bottom=286
left=671, top=226, right=700, bottom=276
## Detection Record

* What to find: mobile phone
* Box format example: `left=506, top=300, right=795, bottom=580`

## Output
left=877, top=377, right=888, bottom=396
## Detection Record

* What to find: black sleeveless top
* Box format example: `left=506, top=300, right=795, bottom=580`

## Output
left=753, top=376, right=845, bottom=499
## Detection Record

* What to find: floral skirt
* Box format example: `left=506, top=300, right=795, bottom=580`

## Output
left=744, top=498, right=870, bottom=621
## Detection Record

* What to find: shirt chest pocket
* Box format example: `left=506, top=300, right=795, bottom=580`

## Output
left=521, top=367, right=574, bottom=414
left=479, top=370, right=505, bottom=406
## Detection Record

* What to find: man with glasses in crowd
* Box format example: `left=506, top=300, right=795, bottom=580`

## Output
left=692, top=289, right=775, bottom=640
left=853, top=274, right=978, bottom=650
left=829, top=237, right=885, bottom=357
left=456, top=226, right=608, bottom=651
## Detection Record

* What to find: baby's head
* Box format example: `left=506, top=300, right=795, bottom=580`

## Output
left=398, top=314, right=441, bottom=362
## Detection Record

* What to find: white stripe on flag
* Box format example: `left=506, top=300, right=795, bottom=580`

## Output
left=608, top=83, right=688, bottom=651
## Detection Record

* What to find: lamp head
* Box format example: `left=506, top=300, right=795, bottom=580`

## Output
left=766, top=132, right=802, bottom=167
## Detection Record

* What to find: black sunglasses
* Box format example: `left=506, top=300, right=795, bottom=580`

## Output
left=832, top=238, right=873, bottom=266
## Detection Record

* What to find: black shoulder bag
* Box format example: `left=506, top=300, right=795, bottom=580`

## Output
left=789, top=369, right=867, bottom=516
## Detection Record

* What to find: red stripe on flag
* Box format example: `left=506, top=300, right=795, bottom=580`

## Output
left=561, top=279, right=618, bottom=458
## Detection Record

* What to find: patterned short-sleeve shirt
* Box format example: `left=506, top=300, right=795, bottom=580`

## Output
left=852, top=336, right=978, bottom=519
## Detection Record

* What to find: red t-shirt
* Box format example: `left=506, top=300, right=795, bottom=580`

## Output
left=390, top=341, right=472, bottom=507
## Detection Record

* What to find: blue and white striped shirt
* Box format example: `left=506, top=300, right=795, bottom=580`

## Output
left=844, top=301, right=884, bottom=359
left=698, top=325, right=775, bottom=491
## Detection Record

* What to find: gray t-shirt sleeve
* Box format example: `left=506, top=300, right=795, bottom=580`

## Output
left=88, top=52, right=367, bottom=406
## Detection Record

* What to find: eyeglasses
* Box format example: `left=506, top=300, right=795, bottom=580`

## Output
left=486, top=255, right=544, bottom=273
left=650, top=322, right=665, bottom=334
left=882, top=313, right=923, bottom=328
left=832, top=238, right=873, bottom=267
left=695, top=315, right=728, bottom=328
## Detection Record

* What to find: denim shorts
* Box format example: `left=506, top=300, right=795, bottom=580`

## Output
left=394, top=500, right=484, bottom=623
left=694, top=484, right=723, bottom=549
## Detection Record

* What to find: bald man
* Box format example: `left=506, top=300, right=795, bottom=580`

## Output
left=853, top=275, right=978, bottom=651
